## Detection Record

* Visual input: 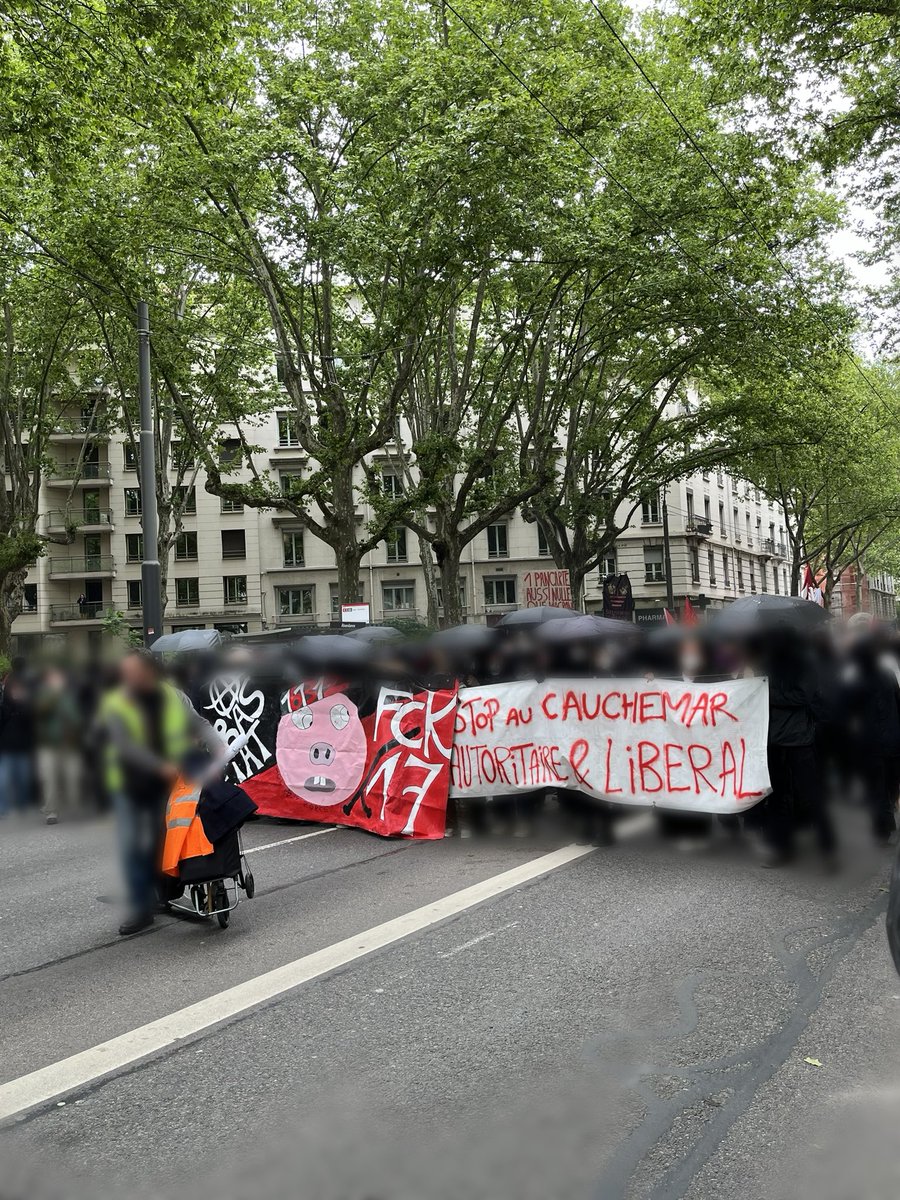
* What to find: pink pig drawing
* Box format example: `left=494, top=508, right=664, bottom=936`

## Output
left=276, top=695, right=368, bottom=807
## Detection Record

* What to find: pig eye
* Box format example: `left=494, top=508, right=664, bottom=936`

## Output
left=292, top=707, right=313, bottom=730
left=330, top=703, right=349, bottom=730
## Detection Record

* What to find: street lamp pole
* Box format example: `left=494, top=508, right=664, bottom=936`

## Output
left=137, top=301, right=163, bottom=646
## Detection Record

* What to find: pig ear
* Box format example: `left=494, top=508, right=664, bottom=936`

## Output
left=330, top=702, right=350, bottom=730
left=291, top=707, right=313, bottom=730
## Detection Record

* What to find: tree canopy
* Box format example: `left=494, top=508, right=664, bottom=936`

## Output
left=0, top=0, right=895, bottom=639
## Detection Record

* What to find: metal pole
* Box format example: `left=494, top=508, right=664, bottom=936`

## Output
left=662, top=494, right=675, bottom=612
left=137, top=302, right=163, bottom=646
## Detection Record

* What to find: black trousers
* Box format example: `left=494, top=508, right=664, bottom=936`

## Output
left=761, top=744, right=836, bottom=857
left=861, top=755, right=900, bottom=841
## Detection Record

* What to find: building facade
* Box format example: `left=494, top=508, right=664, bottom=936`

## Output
left=13, top=412, right=880, bottom=649
left=602, top=470, right=797, bottom=625
left=829, top=564, right=898, bottom=622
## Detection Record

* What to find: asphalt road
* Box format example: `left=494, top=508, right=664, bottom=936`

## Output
left=0, top=805, right=898, bottom=1200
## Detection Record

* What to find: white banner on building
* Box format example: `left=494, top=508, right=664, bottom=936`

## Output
left=449, top=678, right=770, bottom=813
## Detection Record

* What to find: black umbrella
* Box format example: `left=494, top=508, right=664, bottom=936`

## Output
left=497, top=606, right=580, bottom=628
left=536, top=614, right=640, bottom=644
left=345, top=625, right=404, bottom=644
left=430, top=623, right=497, bottom=653
left=710, top=594, right=829, bottom=635
left=291, top=633, right=371, bottom=671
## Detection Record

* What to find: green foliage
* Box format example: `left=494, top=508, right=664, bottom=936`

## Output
left=0, top=531, right=43, bottom=574
left=0, top=0, right=895, bottom=626
left=101, top=608, right=143, bottom=649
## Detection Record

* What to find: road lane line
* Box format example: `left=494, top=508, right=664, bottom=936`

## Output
left=0, top=843, right=594, bottom=1122
left=244, top=826, right=341, bottom=854
left=440, top=921, right=519, bottom=959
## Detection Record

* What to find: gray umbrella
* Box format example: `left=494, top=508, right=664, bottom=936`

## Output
left=536, top=614, right=640, bottom=644
left=345, top=625, right=404, bottom=644
left=150, top=628, right=223, bottom=654
left=430, top=623, right=497, bottom=653
left=497, top=606, right=580, bottom=628
left=710, top=594, right=829, bottom=634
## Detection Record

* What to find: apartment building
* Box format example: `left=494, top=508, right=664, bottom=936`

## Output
left=600, top=470, right=799, bottom=625
left=829, top=564, right=898, bottom=622
left=11, top=412, right=831, bottom=649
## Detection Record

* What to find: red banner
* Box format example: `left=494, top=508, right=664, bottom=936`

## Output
left=203, top=676, right=457, bottom=839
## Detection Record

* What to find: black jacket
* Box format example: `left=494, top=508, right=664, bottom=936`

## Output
left=0, top=675, right=34, bottom=753
left=763, top=640, right=824, bottom=748
left=198, top=777, right=257, bottom=844
left=841, top=646, right=900, bottom=759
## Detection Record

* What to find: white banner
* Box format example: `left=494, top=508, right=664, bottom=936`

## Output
left=449, top=678, right=771, bottom=813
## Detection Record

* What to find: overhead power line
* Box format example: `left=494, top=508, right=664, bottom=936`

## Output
left=439, top=0, right=890, bottom=420
left=583, top=0, right=889, bottom=419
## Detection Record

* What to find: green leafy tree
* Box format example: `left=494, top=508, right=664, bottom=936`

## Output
left=0, top=251, right=105, bottom=653
left=733, top=362, right=900, bottom=600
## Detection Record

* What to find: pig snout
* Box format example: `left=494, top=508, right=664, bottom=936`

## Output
left=309, top=742, right=335, bottom=766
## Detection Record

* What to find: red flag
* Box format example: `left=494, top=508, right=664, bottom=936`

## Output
left=663, top=608, right=676, bottom=626
left=800, top=564, right=824, bottom=606
left=683, top=597, right=698, bottom=626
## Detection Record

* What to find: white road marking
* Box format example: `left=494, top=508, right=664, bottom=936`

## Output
left=0, top=843, right=594, bottom=1123
left=243, top=826, right=341, bottom=854
left=440, top=921, right=519, bottom=959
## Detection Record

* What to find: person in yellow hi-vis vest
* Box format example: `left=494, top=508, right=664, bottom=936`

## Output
left=101, top=649, right=224, bottom=936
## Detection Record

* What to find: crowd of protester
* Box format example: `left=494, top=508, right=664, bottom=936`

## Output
left=2, top=606, right=900, bottom=878
left=0, top=655, right=109, bottom=824
left=355, top=607, right=900, bottom=868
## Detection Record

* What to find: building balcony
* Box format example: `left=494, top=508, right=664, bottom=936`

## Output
left=49, top=419, right=109, bottom=442
left=48, top=555, right=116, bottom=580
left=45, top=509, right=115, bottom=534
left=49, top=602, right=106, bottom=625
left=46, top=461, right=112, bottom=486
left=686, top=518, right=713, bottom=538
left=168, top=604, right=259, bottom=621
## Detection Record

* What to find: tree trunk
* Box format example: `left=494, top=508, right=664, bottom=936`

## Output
left=157, top=503, right=171, bottom=620
left=567, top=564, right=587, bottom=613
left=334, top=542, right=364, bottom=615
left=331, top=467, right=363, bottom=610
left=438, top=543, right=464, bottom=628
left=417, top=528, right=440, bottom=629
left=550, top=534, right=589, bottom=614
left=854, top=564, right=863, bottom=613
left=790, top=547, right=802, bottom=596
left=0, top=568, right=27, bottom=659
